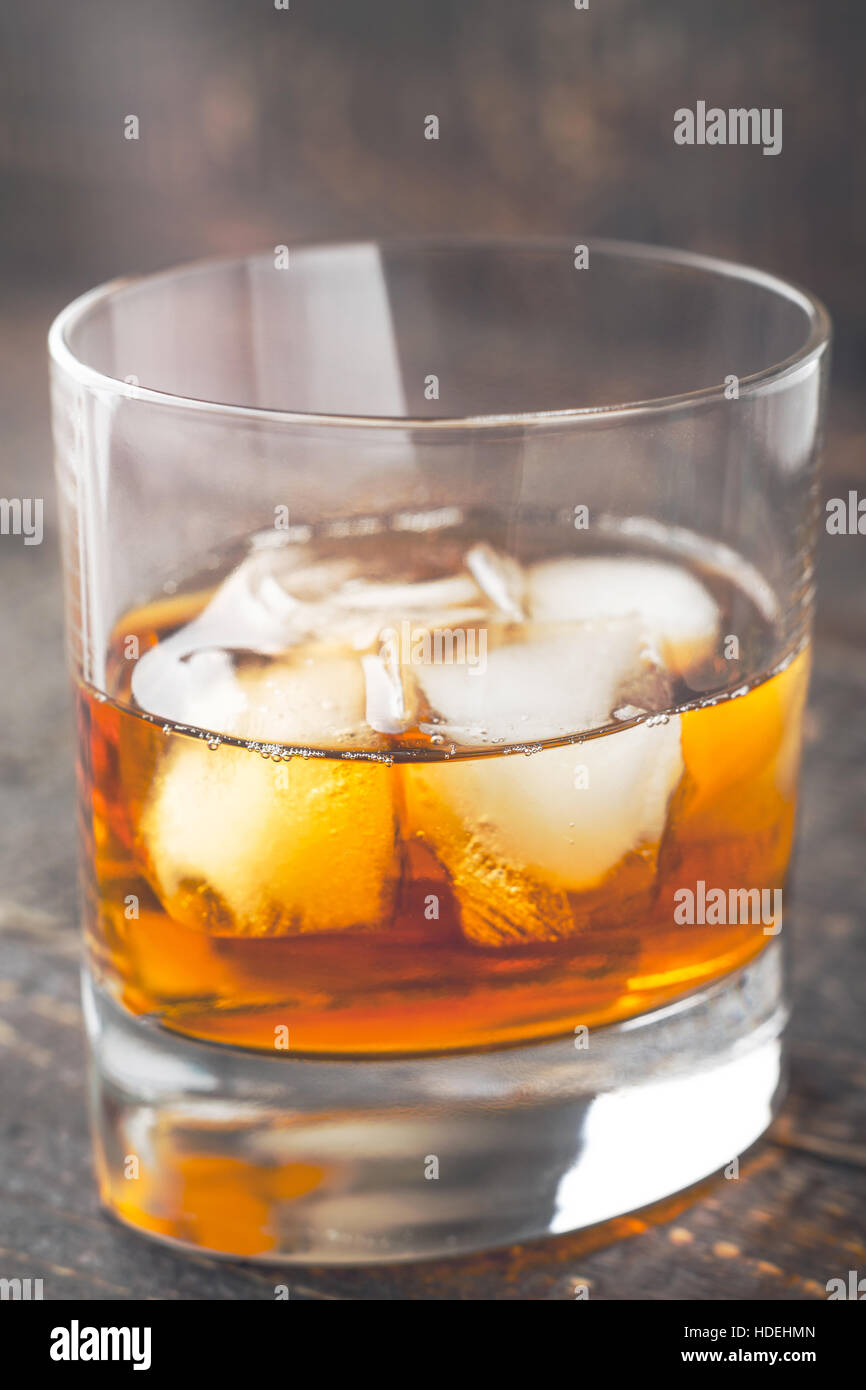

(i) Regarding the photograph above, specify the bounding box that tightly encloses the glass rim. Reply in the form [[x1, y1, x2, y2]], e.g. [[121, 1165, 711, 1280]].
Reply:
[[48, 235, 831, 432]]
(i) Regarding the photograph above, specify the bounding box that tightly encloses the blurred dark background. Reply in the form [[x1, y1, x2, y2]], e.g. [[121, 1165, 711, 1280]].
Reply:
[[2, 0, 864, 546], [1, 0, 864, 365], [0, 0, 864, 1300]]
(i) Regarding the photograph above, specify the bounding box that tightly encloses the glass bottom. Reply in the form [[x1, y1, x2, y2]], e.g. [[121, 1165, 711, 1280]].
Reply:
[[84, 941, 786, 1265]]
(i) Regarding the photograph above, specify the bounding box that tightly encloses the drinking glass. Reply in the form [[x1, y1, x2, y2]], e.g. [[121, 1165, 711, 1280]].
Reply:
[[49, 239, 830, 1263]]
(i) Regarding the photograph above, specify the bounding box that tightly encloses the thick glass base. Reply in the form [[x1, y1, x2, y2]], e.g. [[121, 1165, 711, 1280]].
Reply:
[[84, 942, 786, 1265]]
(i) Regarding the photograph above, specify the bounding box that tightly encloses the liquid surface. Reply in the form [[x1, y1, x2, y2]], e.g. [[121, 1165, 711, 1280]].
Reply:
[[78, 513, 808, 1054]]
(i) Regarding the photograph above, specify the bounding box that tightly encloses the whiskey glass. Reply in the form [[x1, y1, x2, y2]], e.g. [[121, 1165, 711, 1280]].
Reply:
[[49, 239, 829, 1262]]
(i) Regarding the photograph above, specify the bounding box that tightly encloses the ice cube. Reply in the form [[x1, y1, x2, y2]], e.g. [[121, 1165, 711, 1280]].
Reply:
[[132, 647, 250, 736], [260, 555, 361, 607], [141, 741, 399, 936], [235, 652, 374, 747], [334, 572, 481, 612], [417, 619, 650, 745], [130, 559, 297, 726], [260, 556, 495, 662], [434, 836, 654, 948], [129, 545, 349, 726], [140, 660, 399, 937], [465, 543, 525, 621], [440, 836, 577, 946], [134, 543, 521, 742], [135, 626, 377, 748], [404, 716, 683, 910], [528, 555, 720, 672], [361, 649, 419, 735]]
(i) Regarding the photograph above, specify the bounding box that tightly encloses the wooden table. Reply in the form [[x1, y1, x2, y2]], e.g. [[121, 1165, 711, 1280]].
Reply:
[[0, 291, 863, 1299]]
